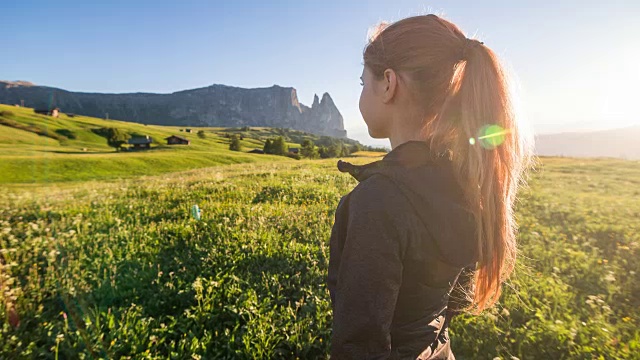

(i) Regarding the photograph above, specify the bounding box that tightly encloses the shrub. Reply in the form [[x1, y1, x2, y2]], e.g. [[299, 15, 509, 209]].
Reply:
[[0, 110, 15, 118], [55, 129, 77, 139], [229, 135, 242, 151]]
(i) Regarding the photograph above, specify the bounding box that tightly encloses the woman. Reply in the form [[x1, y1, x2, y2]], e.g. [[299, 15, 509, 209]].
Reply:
[[327, 14, 531, 359]]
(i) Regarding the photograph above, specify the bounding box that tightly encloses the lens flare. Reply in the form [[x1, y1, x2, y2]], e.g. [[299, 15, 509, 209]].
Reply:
[[478, 125, 509, 149], [469, 137, 476, 145]]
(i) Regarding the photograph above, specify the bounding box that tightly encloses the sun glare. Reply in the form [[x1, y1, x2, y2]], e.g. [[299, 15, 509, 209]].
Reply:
[[599, 53, 640, 129]]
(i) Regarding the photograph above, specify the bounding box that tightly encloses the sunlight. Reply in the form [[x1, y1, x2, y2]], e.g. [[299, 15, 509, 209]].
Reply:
[[599, 51, 640, 128]]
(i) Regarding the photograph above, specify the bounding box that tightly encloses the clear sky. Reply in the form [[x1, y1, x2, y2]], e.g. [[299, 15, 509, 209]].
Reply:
[[2, 0, 639, 147]]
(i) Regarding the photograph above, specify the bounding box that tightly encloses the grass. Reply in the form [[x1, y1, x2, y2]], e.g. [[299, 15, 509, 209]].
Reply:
[[1, 156, 639, 359], [0, 104, 377, 184]]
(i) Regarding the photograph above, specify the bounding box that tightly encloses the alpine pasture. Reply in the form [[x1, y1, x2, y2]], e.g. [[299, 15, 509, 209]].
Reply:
[[1, 104, 639, 359]]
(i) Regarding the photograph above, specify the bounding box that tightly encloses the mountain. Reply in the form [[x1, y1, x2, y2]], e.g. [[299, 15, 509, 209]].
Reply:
[[535, 126, 640, 159], [0, 81, 347, 138]]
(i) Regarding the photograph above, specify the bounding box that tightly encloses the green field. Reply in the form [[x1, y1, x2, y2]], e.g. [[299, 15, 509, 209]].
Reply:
[[1, 104, 639, 359], [1, 155, 639, 359], [0, 104, 343, 184]]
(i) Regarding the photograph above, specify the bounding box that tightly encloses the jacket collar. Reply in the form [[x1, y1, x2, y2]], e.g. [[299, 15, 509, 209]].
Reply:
[[337, 141, 445, 181]]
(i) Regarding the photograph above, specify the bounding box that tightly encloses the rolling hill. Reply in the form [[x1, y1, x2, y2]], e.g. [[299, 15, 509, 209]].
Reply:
[[0, 104, 372, 184]]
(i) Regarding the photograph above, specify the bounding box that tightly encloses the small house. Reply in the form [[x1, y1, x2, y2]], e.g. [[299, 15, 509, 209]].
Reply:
[[34, 107, 60, 117], [128, 135, 153, 149], [165, 135, 190, 145], [185, 128, 192, 133], [288, 147, 300, 155], [248, 149, 264, 154]]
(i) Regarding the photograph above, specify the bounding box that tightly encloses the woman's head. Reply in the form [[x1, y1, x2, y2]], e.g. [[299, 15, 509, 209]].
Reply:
[[361, 14, 532, 312]]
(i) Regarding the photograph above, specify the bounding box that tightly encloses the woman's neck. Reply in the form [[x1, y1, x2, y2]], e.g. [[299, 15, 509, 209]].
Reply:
[[388, 121, 426, 150]]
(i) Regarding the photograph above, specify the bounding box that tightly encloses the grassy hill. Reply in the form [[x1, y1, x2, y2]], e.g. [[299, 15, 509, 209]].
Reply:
[[0, 156, 639, 358], [0, 104, 375, 184]]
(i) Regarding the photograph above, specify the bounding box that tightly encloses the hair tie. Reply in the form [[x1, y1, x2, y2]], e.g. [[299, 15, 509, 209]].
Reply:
[[461, 38, 484, 61]]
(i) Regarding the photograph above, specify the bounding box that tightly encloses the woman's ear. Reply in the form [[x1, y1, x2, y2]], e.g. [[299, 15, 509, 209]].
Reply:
[[382, 68, 398, 103]]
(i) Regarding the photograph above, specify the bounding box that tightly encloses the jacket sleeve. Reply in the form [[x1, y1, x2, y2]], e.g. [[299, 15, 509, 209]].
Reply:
[[330, 175, 407, 359]]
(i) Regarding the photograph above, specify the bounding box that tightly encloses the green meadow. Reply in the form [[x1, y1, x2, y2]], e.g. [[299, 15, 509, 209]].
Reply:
[[0, 104, 309, 184], [1, 104, 639, 359]]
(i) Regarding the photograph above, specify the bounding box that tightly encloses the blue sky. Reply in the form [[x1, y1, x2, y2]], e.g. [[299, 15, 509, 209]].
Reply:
[[2, 0, 639, 146]]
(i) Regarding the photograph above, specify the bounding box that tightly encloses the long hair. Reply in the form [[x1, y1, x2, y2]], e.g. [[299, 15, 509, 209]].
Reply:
[[363, 14, 532, 312]]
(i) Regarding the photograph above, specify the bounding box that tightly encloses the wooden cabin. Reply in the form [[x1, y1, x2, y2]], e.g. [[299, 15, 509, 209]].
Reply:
[[165, 135, 190, 145], [128, 135, 153, 149]]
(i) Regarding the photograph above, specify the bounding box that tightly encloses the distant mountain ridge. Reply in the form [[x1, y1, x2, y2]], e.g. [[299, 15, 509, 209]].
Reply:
[[535, 126, 640, 159], [0, 81, 347, 138]]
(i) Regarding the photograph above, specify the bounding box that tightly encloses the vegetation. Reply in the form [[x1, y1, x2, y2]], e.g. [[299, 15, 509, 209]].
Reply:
[[229, 134, 242, 151], [92, 127, 131, 151], [300, 139, 319, 159], [0, 113, 69, 142], [197, 130, 206, 139], [0, 104, 382, 184], [263, 137, 287, 156], [0, 157, 638, 359]]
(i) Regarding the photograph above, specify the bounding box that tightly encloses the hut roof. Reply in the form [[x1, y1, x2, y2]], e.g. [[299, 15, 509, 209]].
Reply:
[[128, 136, 153, 144], [165, 135, 189, 141]]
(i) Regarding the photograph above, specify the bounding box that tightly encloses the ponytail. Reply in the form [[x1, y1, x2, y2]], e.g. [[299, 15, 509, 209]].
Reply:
[[364, 14, 532, 312], [446, 38, 530, 312]]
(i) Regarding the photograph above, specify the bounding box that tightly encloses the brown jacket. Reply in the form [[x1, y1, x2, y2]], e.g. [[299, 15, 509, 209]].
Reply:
[[327, 141, 478, 359]]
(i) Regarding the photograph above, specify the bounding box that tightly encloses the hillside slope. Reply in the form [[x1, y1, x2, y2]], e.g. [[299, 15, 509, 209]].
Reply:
[[0, 104, 377, 184], [0, 104, 290, 184]]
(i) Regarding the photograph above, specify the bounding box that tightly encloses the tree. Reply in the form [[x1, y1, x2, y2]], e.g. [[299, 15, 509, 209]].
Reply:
[[327, 142, 341, 158], [272, 136, 287, 155], [197, 130, 206, 139], [318, 146, 330, 159], [341, 143, 352, 157], [263, 139, 273, 154], [300, 139, 319, 159], [103, 127, 129, 152], [229, 134, 242, 151]]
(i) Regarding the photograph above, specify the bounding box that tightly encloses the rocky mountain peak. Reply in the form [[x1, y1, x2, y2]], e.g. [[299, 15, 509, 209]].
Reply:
[[0, 82, 348, 138]]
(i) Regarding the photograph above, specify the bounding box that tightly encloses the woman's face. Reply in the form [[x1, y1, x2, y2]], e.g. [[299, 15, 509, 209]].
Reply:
[[359, 66, 389, 138]]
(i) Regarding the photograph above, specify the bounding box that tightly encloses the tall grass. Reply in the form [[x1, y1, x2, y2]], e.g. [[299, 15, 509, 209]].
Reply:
[[1, 157, 639, 359]]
